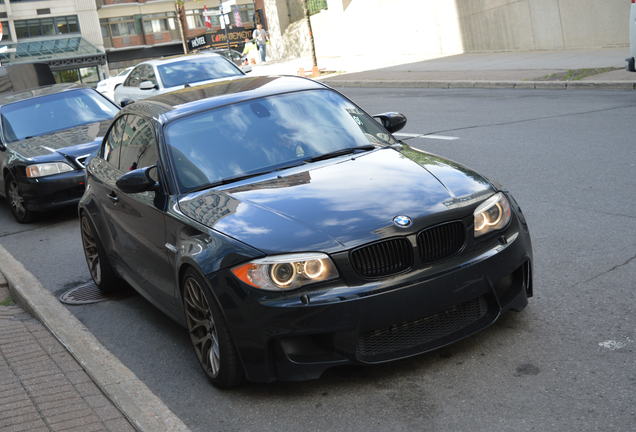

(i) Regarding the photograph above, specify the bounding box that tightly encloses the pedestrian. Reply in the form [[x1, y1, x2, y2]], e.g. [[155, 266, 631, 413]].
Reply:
[[252, 24, 269, 63], [241, 37, 257, 65]]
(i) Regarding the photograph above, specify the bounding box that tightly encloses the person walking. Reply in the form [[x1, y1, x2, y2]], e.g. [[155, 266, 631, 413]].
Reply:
[[241, 38, 258, 65], [252, 24, 269, 63]]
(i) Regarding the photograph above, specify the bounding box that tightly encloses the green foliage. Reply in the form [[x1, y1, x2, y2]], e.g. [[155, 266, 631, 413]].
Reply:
[[307, 0, 328, 16], [0, 296, 14, 306], [533, 67, 622, 81]]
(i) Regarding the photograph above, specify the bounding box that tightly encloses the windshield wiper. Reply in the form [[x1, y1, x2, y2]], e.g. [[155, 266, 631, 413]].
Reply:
[[190, 161, 308, 192], [303, 145, 375, 163]]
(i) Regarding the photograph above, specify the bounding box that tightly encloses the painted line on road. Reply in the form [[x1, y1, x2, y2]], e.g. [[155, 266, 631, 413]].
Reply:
[[394, 132, 459, 141]]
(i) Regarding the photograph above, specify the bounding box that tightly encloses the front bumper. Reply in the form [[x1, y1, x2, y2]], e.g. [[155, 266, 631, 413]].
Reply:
[[212, 211, 533, 383], [19, 170, 86, 212]]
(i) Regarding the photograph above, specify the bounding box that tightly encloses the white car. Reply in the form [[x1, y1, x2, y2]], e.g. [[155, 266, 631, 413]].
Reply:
[[95, 67, 133, 101], [113, 54, 245, 106]]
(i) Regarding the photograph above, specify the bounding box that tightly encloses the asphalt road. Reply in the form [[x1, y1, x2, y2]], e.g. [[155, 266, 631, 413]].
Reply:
[[1, 88, 635, 432]]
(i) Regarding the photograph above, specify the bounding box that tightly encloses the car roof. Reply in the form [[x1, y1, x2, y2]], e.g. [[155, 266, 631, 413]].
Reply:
[[121, 75, 327, 123], [0, 83, 86, 106], [141, 53, 224, 67]]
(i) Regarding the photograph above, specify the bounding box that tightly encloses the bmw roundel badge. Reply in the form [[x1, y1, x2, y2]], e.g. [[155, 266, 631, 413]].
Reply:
[[393, 215, 412, 228]]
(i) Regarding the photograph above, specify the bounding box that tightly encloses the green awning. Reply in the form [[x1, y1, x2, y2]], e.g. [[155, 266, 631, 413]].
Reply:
[[0, 36, 106, 69]]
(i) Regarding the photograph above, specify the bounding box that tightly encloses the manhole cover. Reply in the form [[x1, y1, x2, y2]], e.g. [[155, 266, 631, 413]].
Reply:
[[59, 282, 109, 305]]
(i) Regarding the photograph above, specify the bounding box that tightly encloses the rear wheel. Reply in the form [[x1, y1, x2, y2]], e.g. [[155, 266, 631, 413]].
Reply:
[[182, 268, 243, 388], [5, 176, 34, 223], [80, 214, 119, 292]]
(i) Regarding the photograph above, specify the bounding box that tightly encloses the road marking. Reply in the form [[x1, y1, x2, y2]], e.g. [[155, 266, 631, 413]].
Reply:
[[598, 338, 632, 351], [394, 132, 459, 141]]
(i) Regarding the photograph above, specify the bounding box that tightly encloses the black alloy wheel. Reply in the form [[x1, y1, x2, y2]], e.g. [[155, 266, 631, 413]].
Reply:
[[182, 269, 242, 387], [5, 176, 33, 223], [80, 214, 118, 292]]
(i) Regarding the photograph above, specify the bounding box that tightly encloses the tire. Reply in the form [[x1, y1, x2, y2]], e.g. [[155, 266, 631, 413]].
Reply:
[[79, 213, 120, 293], [5, 174, 34, 223], [627, 57, 636, 72], [182, 268, 243, 388]]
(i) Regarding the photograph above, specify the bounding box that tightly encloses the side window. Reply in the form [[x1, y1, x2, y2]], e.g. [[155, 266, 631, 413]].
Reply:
[[124, 66, 143, 87], [103, 115, 127, 168], [140, 65, 158, 86], [119, 115, 158, 172]]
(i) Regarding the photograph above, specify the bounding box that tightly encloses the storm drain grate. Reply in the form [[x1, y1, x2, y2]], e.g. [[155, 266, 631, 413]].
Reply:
[[59, 281, 109, 305]]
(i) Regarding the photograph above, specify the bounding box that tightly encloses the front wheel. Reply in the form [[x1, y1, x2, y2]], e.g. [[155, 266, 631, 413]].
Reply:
[[182, 268, 243, 388], [80, 214, 119, 292], [5, 176, 34, 223]]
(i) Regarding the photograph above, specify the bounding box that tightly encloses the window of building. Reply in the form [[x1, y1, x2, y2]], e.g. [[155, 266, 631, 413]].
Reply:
[[52, 66, 100, 85], [15, 16, 80, 39], [186, 9, 219, 29], [1, 21, 12, 42], [236, 4, 255, 26], [142, 12, 176, 34], [102, 17, 139, 37]]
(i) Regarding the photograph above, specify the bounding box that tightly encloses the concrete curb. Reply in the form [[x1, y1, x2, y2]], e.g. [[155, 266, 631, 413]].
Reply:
[[321, 79, 636, 90], [0, 244, 191, 432]]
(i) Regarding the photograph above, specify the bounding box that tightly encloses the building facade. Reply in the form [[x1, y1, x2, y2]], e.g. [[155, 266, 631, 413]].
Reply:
[[0, 0, 106, 84], [98, 0, 263, 73]]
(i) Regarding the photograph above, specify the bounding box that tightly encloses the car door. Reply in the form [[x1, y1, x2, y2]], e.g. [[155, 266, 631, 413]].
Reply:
[[87, 114, 128, 261], [108, 114, 175, 308], [115, 65, 144, 104]]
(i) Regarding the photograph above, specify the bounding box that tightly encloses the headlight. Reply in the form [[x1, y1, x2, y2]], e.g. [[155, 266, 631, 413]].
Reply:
[[473, 192, 511, 237], [231, 253, 339, 291], [25, 162, 74, 178]]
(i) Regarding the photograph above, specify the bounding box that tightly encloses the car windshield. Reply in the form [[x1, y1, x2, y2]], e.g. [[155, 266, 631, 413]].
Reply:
[[118, 68, 133, 76], [165, 89, 396, 192], [157, 56, 242, 88], [0, 89, 118, 143]]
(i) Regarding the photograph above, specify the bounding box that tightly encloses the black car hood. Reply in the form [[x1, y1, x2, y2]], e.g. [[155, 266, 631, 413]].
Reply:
[[7, 120, 111, 161], [178, 147, 495, 254]]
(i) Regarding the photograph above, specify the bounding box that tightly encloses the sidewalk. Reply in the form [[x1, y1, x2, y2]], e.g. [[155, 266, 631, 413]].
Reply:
[[0, 273, 134, 432], [250, 48, 636, 89]]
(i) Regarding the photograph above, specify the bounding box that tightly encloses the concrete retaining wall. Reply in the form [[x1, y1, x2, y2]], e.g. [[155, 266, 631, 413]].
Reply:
[[457, 0, 629, 51], [264, 0, 629, 62]]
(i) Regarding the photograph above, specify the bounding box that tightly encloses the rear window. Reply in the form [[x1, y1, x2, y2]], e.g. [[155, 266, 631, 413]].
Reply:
[[157, 56, 243, 88]]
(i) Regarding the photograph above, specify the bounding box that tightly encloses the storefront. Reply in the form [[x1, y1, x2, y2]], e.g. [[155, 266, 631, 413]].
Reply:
[[0, 35, 107, 85]]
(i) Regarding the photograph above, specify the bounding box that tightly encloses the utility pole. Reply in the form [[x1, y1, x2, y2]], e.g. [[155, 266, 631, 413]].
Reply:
[[219, 0, 232, 50], [175, 1, 188, 54], [302, 0, 319, 77]]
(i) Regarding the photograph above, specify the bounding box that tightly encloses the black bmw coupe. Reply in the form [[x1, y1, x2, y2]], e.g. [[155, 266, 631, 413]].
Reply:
[[80, 76, 533, 387], [0, 84, 119, 222]]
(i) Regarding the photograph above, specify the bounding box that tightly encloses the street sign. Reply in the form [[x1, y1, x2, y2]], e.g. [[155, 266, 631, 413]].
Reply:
[[221, 0, 236, 14], [202, 11, 220, 17]]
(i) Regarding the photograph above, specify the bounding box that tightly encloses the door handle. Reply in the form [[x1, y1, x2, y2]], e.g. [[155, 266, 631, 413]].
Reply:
[[107, 192, 119, 203]]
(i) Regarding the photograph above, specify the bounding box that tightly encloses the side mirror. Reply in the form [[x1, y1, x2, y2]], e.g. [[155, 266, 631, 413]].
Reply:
[[241, 64, 253, 74], [139, 81, 158, 91], [373, 112, 407, 134], [120, 98, 134, 108], [116, 166, 158, 194]]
